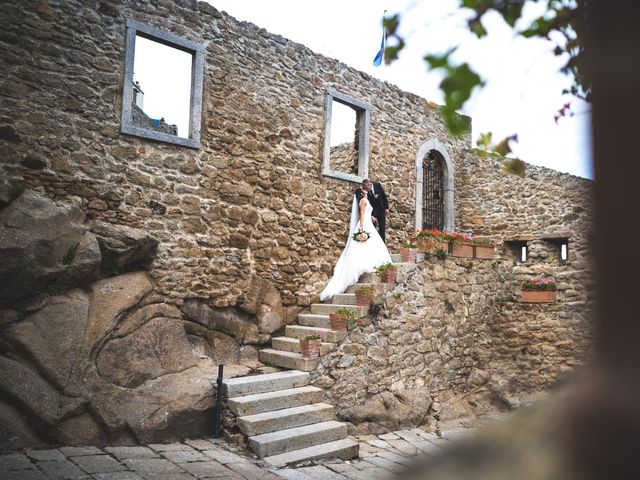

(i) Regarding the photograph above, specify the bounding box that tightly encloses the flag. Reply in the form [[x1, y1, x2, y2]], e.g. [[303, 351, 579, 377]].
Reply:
[[373, 11, 386, 67]]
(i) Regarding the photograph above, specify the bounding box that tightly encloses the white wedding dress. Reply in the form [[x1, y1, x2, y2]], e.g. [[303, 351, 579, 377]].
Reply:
[[320, 195, 392, 301]]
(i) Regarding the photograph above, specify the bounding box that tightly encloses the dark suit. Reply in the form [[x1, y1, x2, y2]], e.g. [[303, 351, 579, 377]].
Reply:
[[368, 181, 389, 242]]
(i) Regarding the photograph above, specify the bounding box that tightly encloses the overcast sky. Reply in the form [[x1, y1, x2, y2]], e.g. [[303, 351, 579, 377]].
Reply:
[[205, 0, 593, 179]]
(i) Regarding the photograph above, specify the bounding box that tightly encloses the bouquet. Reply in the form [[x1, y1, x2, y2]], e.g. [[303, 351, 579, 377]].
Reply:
[[353, 230, 370, 242]]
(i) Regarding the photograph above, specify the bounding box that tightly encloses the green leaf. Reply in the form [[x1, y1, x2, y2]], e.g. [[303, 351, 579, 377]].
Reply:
[[468, 17, 487, 38]]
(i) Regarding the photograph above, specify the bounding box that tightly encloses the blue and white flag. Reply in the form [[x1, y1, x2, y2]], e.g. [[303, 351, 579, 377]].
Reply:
[[373, 11, 386, 67]]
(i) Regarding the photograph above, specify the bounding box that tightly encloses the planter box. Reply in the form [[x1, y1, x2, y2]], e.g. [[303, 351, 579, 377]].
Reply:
[[416, 237, 448, 254], [379, 269, 397, 284], [521, 290, 557, 303], [474, 245, 495, 259], [329, 313, 348, 331], [451, 242, 473, 258], [399, 247, 418, 263], [300, 339, 321, 358]]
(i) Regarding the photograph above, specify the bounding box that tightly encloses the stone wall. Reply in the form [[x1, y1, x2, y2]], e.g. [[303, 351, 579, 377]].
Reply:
[[314, 253, 594, 434], [0, 0, 471, 313], [0, 0, 595, 446]]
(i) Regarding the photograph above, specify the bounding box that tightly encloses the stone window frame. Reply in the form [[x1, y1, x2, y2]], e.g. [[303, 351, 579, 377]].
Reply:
[[120, 19, 205, 149], [414, 139, 455, 232], [505, 240, 529, 263], [544, 236, 570, 262], [322, 89, 371, 183]]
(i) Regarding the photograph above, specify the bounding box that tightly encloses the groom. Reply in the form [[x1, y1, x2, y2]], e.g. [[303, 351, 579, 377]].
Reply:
[[362, 178, 389, 243]]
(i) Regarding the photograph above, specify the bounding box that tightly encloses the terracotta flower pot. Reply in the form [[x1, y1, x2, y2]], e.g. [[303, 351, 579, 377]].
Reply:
[[380, 269, 397, 284], [474, 245, 495, 259], [399, 247, 418, 263], [300, 338, 321, 358], [521, 290, 557, 303], [416, 237, 448, 254], [451, 242, 473, 258], [329, 313, 348, 331], [355, 290, 375, 307]]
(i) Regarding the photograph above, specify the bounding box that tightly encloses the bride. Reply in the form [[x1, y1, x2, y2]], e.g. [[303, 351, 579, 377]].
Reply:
[[320, 184, 392, 301]]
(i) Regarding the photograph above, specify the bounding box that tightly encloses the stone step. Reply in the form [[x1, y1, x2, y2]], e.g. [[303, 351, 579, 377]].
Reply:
[[359, 272, 379, 283], [271, 336, 336, 355], [391, 253, 425, 263], [263, 438, 360, 467], [237, 403, 335, 436], [345, 283, 394, 294], [226, 385, 323, 417], [285, 325, 347, 343], [259, 348, 320, 372], [222, 370, 309, 398], [331, 293, 357, 305], [248, 420, 347, 458], [297, 313, 331, 329], [310, 303, 367, 317]]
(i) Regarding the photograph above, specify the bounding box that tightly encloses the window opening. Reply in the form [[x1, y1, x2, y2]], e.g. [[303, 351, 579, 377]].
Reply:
[[120, 19, 205, 148]]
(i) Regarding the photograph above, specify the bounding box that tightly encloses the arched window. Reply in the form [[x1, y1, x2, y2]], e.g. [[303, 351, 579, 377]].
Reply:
[[422, 150, 445, 230], [415, 139, 455, 231]]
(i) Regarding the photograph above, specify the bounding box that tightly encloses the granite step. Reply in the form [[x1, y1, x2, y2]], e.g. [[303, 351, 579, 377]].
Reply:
[[248, 420, 347, 458], [345, 283, 394, 294], [226, 385, 323, 416], [222, 370, 309, 398], [271, 336, 336, 355], [310, 303, 367, 317], [330, 293, 357, 305], [263, 438, 360, 467], [258, 348, 320, 372], [237, 403, 335, 436], [284, 325, 347, 343], [297, 313, 331, 329]]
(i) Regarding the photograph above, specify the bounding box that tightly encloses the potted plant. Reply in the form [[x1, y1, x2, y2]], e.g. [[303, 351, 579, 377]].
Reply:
[[521, 276, 557, 303], [414, 229, 449, 254], [374, 262, 398, 284], [473, 238, 496, 259], [449, 232, 474, 258], [399, 241, 418, 263], [299, 333, 323, 358], [354, 284, 376, 307], [329, 307, 358, 331]]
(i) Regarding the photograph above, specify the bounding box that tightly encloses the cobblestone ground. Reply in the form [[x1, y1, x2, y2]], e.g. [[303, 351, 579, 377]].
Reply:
[[1, 416, 506, 480]]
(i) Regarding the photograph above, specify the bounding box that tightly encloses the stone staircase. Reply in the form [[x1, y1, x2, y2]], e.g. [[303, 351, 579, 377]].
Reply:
[[258, 270, 397, 372], [223, 255, 409, 466], [222, 370, 359, 466]]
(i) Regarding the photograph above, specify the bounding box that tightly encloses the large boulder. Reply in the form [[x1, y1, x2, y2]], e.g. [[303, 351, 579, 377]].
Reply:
[[182, 299, 259, 344], [238, 276, 298, 334], [0, 191, 101, 307], [0, 270, 262, 448], [339, 387, 433, 434], [3, 290, 90, 392], [90, 220, 159, 273], [0, 357, 85, 426], [96, 317, 198, 388]]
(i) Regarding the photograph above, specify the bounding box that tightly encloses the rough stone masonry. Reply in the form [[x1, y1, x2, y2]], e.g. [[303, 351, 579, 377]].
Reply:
[[0, 0, 594, 448]]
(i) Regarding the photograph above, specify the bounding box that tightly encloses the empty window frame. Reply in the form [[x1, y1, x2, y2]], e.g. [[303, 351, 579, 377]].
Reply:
[[120, 19, 205, 148], [322, 89, 370, 182], [506, 240, 528, 263], [560, 240, 569, 261]]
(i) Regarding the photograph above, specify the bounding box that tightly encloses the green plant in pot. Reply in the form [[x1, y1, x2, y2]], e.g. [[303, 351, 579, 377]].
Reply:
[[329, 307, 358, 331], [354, 284, 376, 307], [399, 241, 418, 263], [374, 262, 398, 284]]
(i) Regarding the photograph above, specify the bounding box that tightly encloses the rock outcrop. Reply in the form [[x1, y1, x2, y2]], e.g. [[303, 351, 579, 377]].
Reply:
[[0, 191, 101, 308]]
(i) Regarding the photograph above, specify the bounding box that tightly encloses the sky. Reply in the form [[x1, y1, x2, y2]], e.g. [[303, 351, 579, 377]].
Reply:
[[205, 0, 593, 179], [133, 36, 192, 138]]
